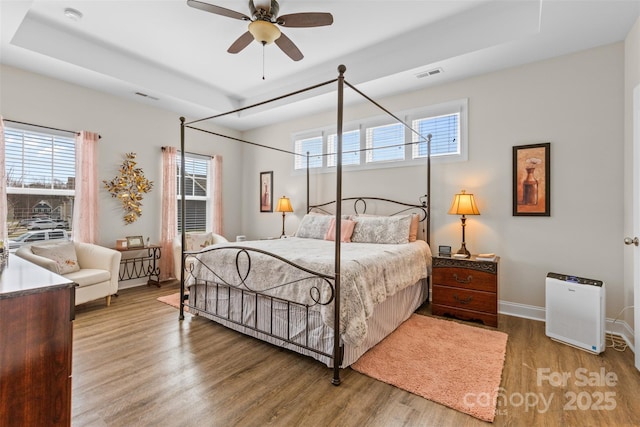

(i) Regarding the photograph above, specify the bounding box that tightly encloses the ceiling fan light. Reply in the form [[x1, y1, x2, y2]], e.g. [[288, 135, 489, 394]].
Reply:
[[248, 20, 281, 44]]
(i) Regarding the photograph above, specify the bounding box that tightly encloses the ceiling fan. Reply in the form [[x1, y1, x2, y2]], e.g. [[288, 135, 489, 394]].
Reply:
[[187, 0, 334, 61]]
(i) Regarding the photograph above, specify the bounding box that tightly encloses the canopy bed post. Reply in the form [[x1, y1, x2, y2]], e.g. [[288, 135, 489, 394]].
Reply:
[[179, 116, 187, 320], [332, 64, 346, 386], [306, 151, 310, 213], [427, 134, 431, 246]]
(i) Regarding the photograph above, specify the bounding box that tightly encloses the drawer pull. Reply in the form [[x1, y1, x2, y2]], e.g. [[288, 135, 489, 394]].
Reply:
[[452, 273, 473, 284], [453, 294, 473, 305]]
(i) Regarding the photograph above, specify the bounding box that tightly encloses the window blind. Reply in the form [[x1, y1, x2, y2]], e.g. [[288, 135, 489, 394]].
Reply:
[[294, 136, 323, 169], [327, 130, 360, 167], [365, 123, 405, 163], [412, 113, 460, 158], [176, 152, 209, 233], [4, 127, 75, 190]]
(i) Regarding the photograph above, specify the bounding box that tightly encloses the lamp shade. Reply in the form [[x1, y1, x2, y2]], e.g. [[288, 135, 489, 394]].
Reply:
[[275, 196, 293, 213], [448, 190, 480, 216], [248, 20, 281, 45]]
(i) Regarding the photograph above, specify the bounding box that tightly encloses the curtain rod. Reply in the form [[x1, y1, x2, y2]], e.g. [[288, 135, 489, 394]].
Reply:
[[4, 119, 101, 139], [162, 146, 213, 159]]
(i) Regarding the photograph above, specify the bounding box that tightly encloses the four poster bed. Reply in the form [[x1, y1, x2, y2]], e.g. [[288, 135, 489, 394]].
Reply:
[[178, 65, 433, 385]]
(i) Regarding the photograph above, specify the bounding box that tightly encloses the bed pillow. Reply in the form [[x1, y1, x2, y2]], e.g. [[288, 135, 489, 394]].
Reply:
[[351, 214, 412, 244], [324, 218, 356, 242], [185, 232, 214, 251], [295, 214, 333, 239], [31, 241, 80, 274], [409, 213, 419, 242]]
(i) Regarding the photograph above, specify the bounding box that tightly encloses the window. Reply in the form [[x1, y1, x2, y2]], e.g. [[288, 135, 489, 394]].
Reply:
[[294, 136, 323, 170], [366, 123, 405, 163], [412, 113, 460, 158], [292, 99, 467, 172], [4, 126, 75, 238], [327, 129, 360, 167], [176, 152, 210, 233]]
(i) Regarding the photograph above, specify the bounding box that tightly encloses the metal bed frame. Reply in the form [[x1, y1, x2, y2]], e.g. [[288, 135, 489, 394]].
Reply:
[[178, 65, 432, 385]]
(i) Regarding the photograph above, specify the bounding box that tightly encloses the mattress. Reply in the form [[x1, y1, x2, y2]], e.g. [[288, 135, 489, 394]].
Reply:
[[186, 237, 432, 347]]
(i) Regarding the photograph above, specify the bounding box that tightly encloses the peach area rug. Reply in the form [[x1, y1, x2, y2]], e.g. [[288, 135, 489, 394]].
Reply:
[[157, 292, 188, 312], [351, 314, 508, 422]]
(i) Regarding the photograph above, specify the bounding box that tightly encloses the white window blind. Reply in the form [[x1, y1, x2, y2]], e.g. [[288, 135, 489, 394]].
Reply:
[[294, 136, 323, 170], [327, 130, 360, 167], [4, 127, 76, 236], [412, 113, 460, 158], [176, 152, 209, 233], [365, 123, 405, 163], [292, 99, 467, 172], [5, 127, 75, 190]]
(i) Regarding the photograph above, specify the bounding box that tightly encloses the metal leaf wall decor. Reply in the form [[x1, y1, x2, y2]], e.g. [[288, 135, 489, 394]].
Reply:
[[103, 152, 154, 224]]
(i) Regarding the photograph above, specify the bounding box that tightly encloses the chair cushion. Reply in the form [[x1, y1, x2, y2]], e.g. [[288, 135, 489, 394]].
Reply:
[[64, 268, 111, 288], [31, 241, 80, 274]]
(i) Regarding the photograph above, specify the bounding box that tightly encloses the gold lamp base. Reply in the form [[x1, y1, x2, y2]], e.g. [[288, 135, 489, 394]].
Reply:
[[455, 243, 470, 257]]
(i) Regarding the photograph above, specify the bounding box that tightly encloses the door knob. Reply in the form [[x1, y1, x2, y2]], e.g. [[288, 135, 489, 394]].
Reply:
[[624, 237, 639, 246]]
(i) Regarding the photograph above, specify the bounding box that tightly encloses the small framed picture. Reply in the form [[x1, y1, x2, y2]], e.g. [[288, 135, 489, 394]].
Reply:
[[438, 245, 451, 257], [513, 143, 551, 216], [260, 171, 273, 213], [126, 235, 144, 249]]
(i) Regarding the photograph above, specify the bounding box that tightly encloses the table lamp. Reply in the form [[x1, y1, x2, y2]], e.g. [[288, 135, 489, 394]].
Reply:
[[275, 196, 293, 237], [448, 190, 480, 256]]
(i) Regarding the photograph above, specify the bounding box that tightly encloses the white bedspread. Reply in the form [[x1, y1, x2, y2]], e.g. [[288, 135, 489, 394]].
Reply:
[[187, 237, 431, 346]]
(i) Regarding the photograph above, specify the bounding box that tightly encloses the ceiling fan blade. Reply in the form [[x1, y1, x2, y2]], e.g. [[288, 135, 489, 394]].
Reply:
[[187, 0, 251, 21], [276, 12, 333, 28], [228, 31, 254, 54], [275, 32, 303, 61]]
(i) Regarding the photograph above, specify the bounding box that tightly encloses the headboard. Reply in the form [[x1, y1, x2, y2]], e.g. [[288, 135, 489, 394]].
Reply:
[[308, 196, 430, 243]]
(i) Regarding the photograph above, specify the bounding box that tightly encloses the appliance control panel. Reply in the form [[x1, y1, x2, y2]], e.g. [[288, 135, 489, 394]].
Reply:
[[547, 272, 603, 287]]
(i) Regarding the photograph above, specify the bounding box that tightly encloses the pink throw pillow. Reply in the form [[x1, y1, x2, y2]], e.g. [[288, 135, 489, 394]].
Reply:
[[409, 214, 419, 242], [324, 218, 356, 243]]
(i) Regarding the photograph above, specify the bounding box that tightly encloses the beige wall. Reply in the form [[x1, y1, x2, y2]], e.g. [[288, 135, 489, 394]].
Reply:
[[242, 43, 626, 320], [0, 64, 245, 249]]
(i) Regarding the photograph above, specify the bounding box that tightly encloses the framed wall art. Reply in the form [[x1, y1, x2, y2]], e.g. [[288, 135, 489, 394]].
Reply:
[[126, 235, 145, 249], [260, 171, 273, 212], [513, 143, 550, 216]]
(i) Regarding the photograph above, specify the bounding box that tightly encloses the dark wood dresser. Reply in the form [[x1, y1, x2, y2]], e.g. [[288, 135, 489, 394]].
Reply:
[[431, 255, 499, 327], [0, 256, 76, 426]]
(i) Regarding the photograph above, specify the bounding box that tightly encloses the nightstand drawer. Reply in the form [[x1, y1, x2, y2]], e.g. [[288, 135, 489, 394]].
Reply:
[[432, 284, 497, 312], [432, 267, 497, 293], [431, 304, 498, 328]]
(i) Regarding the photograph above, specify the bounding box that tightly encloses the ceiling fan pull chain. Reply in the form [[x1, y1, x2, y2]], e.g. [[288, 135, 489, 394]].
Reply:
[[262, 42, 266, 80]]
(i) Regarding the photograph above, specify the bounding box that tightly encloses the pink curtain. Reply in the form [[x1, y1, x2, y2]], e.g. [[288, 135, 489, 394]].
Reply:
[[73, 131, 99, 244], [210, 155, 223, 235], [160, 146, 177, 280], [0, 117, 7, 248]]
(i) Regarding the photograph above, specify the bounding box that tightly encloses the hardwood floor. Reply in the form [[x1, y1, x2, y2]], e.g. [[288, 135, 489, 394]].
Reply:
[[72, 282, 640, 426]]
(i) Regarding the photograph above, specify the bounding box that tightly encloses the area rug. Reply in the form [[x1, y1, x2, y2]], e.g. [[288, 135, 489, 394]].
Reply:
[[157, 292, 188, 312], [351, 314, 508, 422]]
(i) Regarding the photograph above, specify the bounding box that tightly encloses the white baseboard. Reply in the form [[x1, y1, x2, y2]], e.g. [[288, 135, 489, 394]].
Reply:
[[117, 278, 148, 290], [498, 300, 635, 353]]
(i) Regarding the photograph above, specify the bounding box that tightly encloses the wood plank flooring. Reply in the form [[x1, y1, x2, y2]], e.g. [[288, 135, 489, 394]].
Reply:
[[72, 282, 640, 426]]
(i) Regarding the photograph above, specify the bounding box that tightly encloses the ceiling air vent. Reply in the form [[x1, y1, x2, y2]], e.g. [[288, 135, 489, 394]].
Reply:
[[134, 92, 159, 101], [415, 68, 443, 79]]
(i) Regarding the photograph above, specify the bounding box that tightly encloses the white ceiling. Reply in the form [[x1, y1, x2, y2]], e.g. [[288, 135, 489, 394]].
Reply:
[[1, 0, 639, 131]]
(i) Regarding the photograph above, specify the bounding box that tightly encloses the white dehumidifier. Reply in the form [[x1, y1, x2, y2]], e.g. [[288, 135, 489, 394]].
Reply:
[[545, 272, 605, 354]]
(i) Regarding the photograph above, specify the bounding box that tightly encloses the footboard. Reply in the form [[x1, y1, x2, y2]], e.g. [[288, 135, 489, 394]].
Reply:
[[180, 245, 342, 379]]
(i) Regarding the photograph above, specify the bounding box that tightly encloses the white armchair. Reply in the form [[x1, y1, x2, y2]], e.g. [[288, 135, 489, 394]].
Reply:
[[172, 232, 228, 280], [16, 241, 121, 306]]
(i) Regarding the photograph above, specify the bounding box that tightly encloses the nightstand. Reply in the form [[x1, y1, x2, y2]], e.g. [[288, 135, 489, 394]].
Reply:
[[431, 255, 499, 327]]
